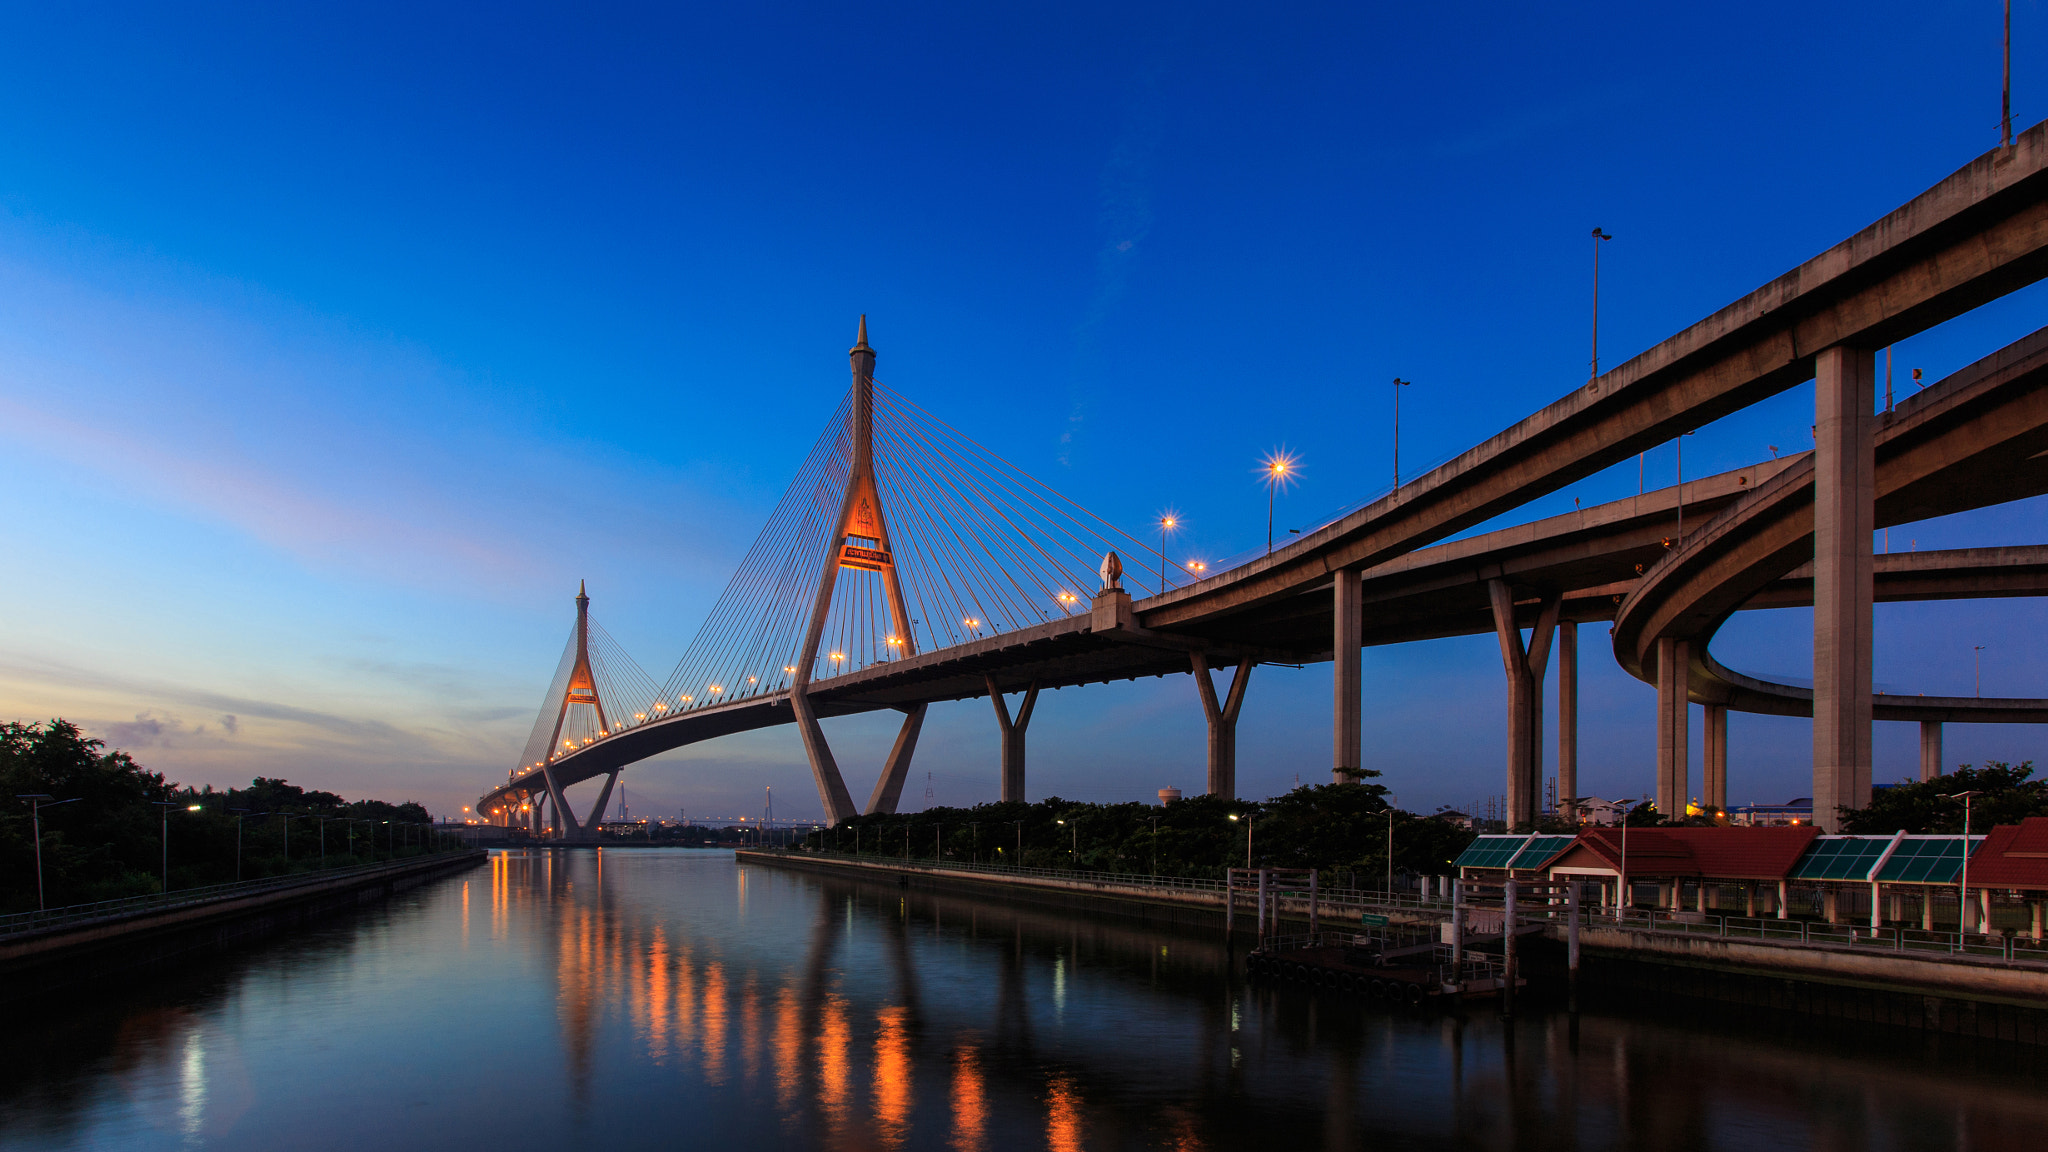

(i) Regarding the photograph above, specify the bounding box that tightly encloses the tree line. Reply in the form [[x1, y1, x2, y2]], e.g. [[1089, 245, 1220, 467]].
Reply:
[[802, 774, 1477, 886], [2, 719, 449, 913]]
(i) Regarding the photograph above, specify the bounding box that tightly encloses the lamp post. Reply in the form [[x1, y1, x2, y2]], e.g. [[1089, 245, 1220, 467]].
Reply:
[[1947, 790, 1984, 933], [151, 801, 204, 894], [1056, 818, 1076, 864], [1385, 809, 1396, 899], [1975, 645, 1986, 697], [230, 809, 253, 880], [1392, 378, 1412, 489], [17, 794, 80, 911], [1229, 812, 1253, 869], [1158, 513, 1179, 590], [969, 822, 980, 865], [1589, 228, 1613, 380], [1149, 815, 1160, 877], [1261, 451, 1296, 556]]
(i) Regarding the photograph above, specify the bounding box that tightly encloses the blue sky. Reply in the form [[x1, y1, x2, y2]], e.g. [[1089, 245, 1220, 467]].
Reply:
[[2, 2, 2045, 822]]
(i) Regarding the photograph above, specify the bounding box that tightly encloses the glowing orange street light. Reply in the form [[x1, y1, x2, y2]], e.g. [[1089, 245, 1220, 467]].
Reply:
[[1259, 448, 1300, 556], [1157, 511, 1181, 589], [1187, 559, 1207, 574]]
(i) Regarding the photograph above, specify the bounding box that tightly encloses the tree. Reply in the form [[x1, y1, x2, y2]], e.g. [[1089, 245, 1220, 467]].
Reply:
[[1839, 762, 2047, 833], [0, 719, 172, 908]]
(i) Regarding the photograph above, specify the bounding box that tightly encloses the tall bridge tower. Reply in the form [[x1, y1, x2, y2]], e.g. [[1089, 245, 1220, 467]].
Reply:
[[791, 318, 928, 825]]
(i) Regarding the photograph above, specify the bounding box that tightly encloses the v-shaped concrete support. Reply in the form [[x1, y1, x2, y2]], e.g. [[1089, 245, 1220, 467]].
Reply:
[[988, 675, 1040, 803], [1488, 579, 1561, 829], [1192, 653, 1252, 798]]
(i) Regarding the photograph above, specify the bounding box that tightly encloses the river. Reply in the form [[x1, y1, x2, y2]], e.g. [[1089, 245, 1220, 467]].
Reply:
[[1, 848, 2043, 1150]]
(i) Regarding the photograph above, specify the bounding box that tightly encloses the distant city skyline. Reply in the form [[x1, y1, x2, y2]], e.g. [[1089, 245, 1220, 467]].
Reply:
[[2, 3, 2045, 821]]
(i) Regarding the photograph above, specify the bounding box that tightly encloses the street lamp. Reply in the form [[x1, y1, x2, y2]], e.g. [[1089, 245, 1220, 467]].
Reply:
[[1157, 512, 1180, 590], [1229, 812, 1253, 870], [150, 801, 203, 894], [1260, 450, 1298, 556], [229, 809, 255, 880], [16, 794, 80, 910], [1386, 808, 1396, 899], [1149, 814, 1160, 876], [1975, 645, 1987, 698], [1946, 790, 1985, 934], [1392, 378, 1412, 489], [1589, 227, 1613, 380], [1055, 818, 1076, 863]]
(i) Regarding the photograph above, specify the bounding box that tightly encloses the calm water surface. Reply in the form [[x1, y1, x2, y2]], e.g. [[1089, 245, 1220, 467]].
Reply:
[[3, 848, 2045, 1150]]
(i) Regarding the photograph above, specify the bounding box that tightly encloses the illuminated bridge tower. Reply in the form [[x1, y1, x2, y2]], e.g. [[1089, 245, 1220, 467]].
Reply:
[[535, 581, 623, 840], [791, 318, 928, 825]]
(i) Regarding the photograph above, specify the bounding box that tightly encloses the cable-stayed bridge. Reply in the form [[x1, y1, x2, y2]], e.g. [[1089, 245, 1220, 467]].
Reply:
[[484, 123, 2048, 836]]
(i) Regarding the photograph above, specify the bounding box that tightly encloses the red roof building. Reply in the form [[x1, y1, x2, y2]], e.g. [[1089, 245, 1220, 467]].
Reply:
[[1965, 817, 2048, 893], [1545, 826, 1820, 881]]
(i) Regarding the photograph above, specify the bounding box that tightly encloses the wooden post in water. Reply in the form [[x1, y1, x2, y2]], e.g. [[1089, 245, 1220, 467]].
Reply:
[[1225, 870, 1235, 937], [1567, 879, 1581, 1014], [1502, 878, 1519, 1018], [1450, 878, 1465, 990], [1309, 868, 1319, 935], [1257, 870, 1271, 942]]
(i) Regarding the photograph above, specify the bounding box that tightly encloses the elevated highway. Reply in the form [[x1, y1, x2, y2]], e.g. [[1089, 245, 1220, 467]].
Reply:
[[485, 123, 2048, 834]]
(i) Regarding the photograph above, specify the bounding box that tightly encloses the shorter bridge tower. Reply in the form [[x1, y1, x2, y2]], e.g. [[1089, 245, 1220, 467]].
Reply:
[[533, 582, 624, 840]]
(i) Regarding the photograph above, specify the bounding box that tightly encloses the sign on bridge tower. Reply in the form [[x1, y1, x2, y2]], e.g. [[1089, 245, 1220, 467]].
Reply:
[[791, 318, 929, 825]]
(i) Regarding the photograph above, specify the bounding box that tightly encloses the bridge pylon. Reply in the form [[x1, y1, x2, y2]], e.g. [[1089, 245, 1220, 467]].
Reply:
[[790, 318, 928, 825], [534, 582, 623, 840]]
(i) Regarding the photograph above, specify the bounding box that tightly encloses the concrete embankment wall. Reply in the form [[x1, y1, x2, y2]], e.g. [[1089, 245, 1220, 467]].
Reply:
[[0, 850, 486, 1003], [1558, 923, 2048, 1045]]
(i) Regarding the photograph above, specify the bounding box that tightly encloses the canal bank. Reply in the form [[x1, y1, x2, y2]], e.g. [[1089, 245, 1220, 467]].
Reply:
[[0, 849, 486, 1003], [741, 849, 2048, 1044]]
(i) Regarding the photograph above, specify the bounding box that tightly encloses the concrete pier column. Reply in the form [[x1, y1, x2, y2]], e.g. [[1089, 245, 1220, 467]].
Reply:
[[1702, 705, 1728, 814], [1919, 721, 1945, 781], [1558, 621, 1578, 814], [1813, 344, 1876, 832], [987, 675, 1040, 803], [1654, 637, 1691, 821], [1192, 654, 1253, 798], [1488, 580, 1561, 829], [1332, 568, 1362, 783]]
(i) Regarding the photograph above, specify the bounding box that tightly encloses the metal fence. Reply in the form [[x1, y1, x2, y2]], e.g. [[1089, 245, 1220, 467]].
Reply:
[[0, 848, 471, 938]]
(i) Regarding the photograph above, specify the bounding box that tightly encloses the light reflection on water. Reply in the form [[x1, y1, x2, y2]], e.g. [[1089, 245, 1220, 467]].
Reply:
[[1, 848, 2045, 1150]]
